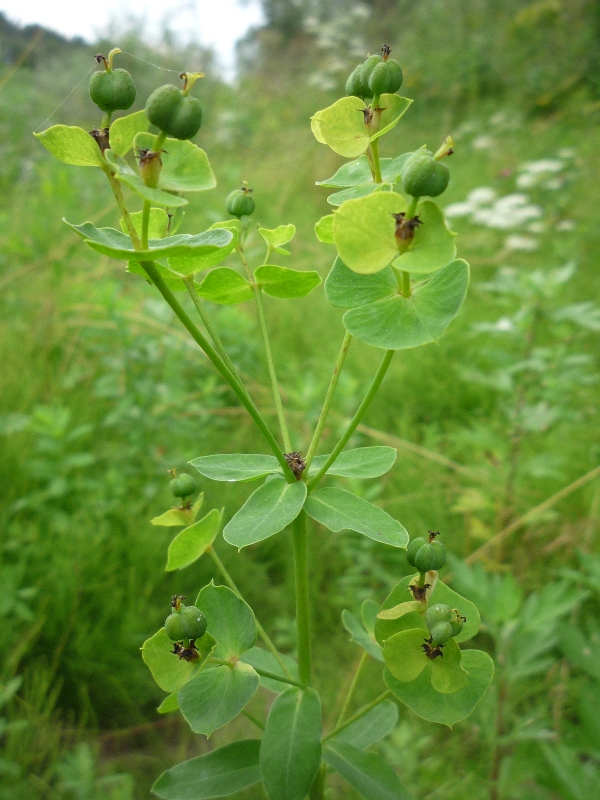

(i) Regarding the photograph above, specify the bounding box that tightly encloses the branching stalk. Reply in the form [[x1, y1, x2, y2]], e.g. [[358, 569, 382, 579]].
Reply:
[[323, 690, 392, 742], [292, 511, 312, 686]]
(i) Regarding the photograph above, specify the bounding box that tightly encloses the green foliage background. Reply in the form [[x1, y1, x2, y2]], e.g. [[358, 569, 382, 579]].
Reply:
[[1, 2, 600, 798]]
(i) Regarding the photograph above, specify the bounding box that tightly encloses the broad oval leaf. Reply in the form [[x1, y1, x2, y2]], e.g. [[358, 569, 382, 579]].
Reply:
[[127, 260, 186, 292], [241, 646, 300, 694], [178, 662, 260, 737], [325, 257, 397, 309], [309, 446, 397, 479], [316, 156, 373, 187], [304, 488, 408, 548], [151, 507, 196, 527], [327, 184, 383, 207], [341, 609, 383, 662], [190, 453, 280, 482], [223, 478, 307, 549], [34, 125, 104, 167], [135, 132, 216, 192], [391, 201, 457, 275], [141, 627, 216, 693], [343, 259, 470, 350], [370, 97, 413, 142], [383, 630, 466, 693], [166, 509, 222, 571], [195, 268, 254, 305], [333, 699, 398, 749], [109, 110, 148, 157], [428, 579, 481, 643], [120, 207, 169, 240], [168, 223, 237, 276], [157, 692, 179, 714], [323, 741, 415, 800], [260, 687, 322, 800], [152, 739, 262, 800], [195, 582, 257, 660], [314, 215, 334, 244], [255, 265, 322, 299], [65, 220, 232, 261], [258, 224, 296, 249], [104, 150, 188, 207], [384, 649, 494, 727], [374, 576, 428, 647]]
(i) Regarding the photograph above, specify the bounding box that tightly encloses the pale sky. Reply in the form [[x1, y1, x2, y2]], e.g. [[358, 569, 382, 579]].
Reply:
[[0, 0, 264, 73]]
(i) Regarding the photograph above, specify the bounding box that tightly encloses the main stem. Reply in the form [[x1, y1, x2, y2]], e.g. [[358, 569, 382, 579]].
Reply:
[[305, 331, 353, 470], [292, 511, 311, 686], [371, 138, 383, 184], [307, 349, 395, 490]]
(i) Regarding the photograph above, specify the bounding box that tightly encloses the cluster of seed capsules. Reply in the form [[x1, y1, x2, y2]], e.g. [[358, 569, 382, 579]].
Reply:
[[165, 596, 207, 662]]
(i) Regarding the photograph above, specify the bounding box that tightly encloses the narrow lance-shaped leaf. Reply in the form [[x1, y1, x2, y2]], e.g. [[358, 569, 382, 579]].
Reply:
[[190, 453, 280, 482], [241, 646, 300, 693], [324, 741, 416, 800], [309, 446, 397, 479], [333, 700, 398, 749], [342, 609, 384, 662]]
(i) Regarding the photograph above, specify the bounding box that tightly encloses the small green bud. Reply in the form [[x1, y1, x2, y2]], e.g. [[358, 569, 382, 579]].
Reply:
[[170, 473, 197, 498], [89, 52, 136, 113], [368, 59, 403, 96], [180, 605, 207, 639], [359, 54, 382, 93], [413, 540, 446, 573], [345, 64, 370, 99], [401, 150, 450, 198], [164, 612, 186, 641], [406, 536, 427, 568], [429, 621, 454, 645], [146, 83, 203, 140], [226, 186, 255, 218], [425, 603, 452, 629]]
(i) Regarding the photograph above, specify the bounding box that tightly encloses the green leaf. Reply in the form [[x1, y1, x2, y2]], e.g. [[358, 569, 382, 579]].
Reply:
[[261, 687, 322, 800], [223, 478, 307, 549], [195, 582, 257, 660], [316, 157, 373, 187], [333, 192, 406, 275], [314, 215, 334, 244], [178, 662, 260, 737], [34, 125, 104, 167], [65, 219, 231, 261], [120, 207, 169, 240], [258, 224, 296, 250], [304, 488, 408, 548], [362, 599, 380, 639], [334, 700, 398, 749], [392, 201, 457, 275], [152, 740, 262, 800], [311, 96, 411, 158], [343, 259, 470, 350], [309, 446, 397, 479], [195, 268, 254, 305], [327, 184, 384, 207], [325, 257, 397, 309], [190, 453, 280, 482], [241, 647, 300, 693], [430, 639, 467, 693], [341, 609, 383, 662], [255, 265, 322, 299], [109, 110, 149, 157], [134, 132, 216, 192], [104, 150, 188, 207], [383, 630, 466, 693], [167, 222, 238, 276], [157, 693, 179, 714], [377, 600, 423, 621], [166, 509, 222, 571], [127, 260, 186, 292], [151, 507, 196, 527], [141, 628, 216, 693], [323, 741, 415, 800], [384, 649, 494, 727]]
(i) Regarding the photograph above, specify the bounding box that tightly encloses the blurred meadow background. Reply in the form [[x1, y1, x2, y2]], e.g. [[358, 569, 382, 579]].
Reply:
[[1, 1, 600, 798]]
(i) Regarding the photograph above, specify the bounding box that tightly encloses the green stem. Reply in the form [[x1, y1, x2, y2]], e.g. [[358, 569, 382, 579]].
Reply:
[[371, 137, 382, 184], [309, 765, 327, 800], [402, 270, 411, 298], [154, 130, 167, 151], [209, 658, 304, 689], [292, 511, 312, 686], [208, 547, 294, 679], [407, 196, 419, 218], [253, 285, 292, 452], [139, 260, 294, 480], [305, 332, 353, 470], [335, 651, 368, 728], [101, 111, 112, 129], [141, 200, 151, 250], [307, 350, 395, 490], [106, 173, 141, 248], [323, 690, 392, 743]]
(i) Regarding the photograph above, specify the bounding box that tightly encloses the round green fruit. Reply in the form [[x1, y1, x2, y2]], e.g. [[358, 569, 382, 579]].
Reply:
[[368, 59, 403, 96], [226, 188, 255, 218], [359, 54, 382, 92], [346, 64, 370, 99], [170, 473, 197, 498], [145, 84, 203, 140], [180, 606, 207, 639], [425, 603, 452, 629], [429, 621, 454, 645], [89, 68, 136, 113], [164, 612, 186, 641], [406, 536, 427, 568], [401, 150, 450, 198], [413, 540, 446, 573]]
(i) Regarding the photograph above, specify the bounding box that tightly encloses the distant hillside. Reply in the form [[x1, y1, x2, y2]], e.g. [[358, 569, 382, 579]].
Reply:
[[0, 12, 86, 67]]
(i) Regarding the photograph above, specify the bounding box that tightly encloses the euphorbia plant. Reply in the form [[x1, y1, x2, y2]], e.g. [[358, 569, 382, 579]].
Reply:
[[36, 44, 493, 800]]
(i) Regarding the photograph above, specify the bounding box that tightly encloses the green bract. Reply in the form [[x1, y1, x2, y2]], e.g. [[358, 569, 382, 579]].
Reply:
[[89, 68, 136, 112], [146, 84, 203, 140]]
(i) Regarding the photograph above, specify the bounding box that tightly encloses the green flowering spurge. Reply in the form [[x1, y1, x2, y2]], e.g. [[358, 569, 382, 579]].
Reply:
[[36, 42, 491, 800]]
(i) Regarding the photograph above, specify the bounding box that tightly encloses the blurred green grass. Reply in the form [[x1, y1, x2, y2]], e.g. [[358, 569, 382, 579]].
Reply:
[[1, 9, 600, 799]]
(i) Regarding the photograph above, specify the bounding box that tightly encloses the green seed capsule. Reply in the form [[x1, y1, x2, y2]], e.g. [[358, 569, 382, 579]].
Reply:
[[401, 150, 450, 198], [180, 606, 207, 639], [345, 64, 370, 99], [170, 473, 197, 498], [145, 84, 203, 140], [359, 54, 382, 92], [429, 621, 454, 645], [449, 609, 465, 637], [413, 540, 446, 573], [425, 603, 452, 630], [226, 188, 255, 218], [89, 68, 136, 113], [406, 536, 427, 568], [164, 612, 186, 641], [368, 59, 403, 96]]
